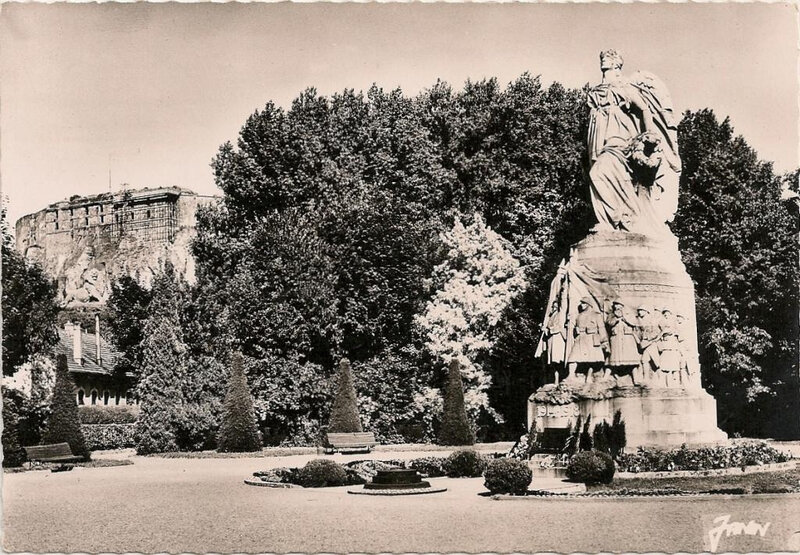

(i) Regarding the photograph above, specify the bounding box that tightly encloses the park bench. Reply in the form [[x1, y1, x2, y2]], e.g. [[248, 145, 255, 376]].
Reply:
[[23, 443, 82, 470], [324, 432, 378, 454]]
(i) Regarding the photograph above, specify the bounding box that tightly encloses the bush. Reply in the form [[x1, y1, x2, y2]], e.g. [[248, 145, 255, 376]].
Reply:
[[407, 456, 449, 478], [484, 458, 533, 495], [78, 405, 140, 425], [445, 449, 487, 477], [217, 352, 262, 452], [81, 424, 136, 450], [174, 404, 220, 452], [41, 355, 90, 461], [297, 459, 349, 487], [438, 359, 475, 446], [328, 358, 363, 433], [566, 450, 615, 485]]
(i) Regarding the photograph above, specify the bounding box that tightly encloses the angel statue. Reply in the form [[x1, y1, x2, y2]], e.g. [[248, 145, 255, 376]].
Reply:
[[587, 49, 682, 235]]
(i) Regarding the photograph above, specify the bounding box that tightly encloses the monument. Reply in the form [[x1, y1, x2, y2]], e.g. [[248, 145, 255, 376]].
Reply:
[[528, 50, 728, 449]]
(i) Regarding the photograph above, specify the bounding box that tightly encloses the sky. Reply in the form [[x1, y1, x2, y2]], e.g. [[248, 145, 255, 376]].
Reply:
[[1, 2, 798, 227]]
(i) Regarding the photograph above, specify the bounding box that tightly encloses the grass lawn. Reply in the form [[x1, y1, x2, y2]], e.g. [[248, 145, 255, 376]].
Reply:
[[587, 467, 800, 494]]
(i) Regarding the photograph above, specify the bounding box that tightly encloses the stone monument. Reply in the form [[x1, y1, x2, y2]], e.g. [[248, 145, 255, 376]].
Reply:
[[528, 50, 728, 449]]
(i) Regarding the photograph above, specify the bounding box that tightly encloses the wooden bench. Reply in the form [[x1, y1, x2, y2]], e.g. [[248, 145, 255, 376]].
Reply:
[[23, 443, 83, 469], [324, 432, 378, 454]]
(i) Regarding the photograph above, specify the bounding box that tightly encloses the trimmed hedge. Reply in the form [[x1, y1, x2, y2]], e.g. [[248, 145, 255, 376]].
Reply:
[[82, 424, 137, 450], [78, 405, 140, 425], [445, 449, 487, 478], [484, 458, 532, 495], [566, 450, 615, 485]]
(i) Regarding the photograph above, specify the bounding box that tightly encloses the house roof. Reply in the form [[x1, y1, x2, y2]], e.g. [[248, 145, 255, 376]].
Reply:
[[57, 327, 121, 376]]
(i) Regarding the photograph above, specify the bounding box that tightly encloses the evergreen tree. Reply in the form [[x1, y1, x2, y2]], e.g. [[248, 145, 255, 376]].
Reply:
[[134, 264, 186, 454], [328, 358, 362, 433], [41, 354, 89, 460], [217, 352, 262, 452], [438, 359, 474, 446]]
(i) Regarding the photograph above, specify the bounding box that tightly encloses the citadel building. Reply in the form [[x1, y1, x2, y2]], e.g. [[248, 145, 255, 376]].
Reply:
[[15, 186, 217, 306]]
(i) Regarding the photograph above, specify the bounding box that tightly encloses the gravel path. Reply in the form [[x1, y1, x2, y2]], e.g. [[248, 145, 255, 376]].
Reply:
[[4, 451, 800, 553]]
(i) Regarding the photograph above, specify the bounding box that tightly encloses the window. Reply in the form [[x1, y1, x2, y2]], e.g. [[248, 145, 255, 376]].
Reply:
[[77, 390, 85, 405], [55, 221, 59, 231], [146, 209, 151, 219]]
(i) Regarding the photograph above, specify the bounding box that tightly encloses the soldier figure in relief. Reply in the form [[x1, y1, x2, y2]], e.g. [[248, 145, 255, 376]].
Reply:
[[606, 300, 640, 385], [541, 300, 567, 383], [635, 305, 661, 382], [567, 297, 608, 383], [658, 308, 682, 387]]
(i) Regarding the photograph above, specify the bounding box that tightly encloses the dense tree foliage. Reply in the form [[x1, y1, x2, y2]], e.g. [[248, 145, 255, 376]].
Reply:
[[1, 207, 59, 376], [107, 275, 153, 379], [673, 110, 799, 438]]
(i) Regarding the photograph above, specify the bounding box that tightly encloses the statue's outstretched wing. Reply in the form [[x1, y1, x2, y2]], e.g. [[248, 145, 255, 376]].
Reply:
[[628, 70, 680, 172], [629, 70, 681, 222]]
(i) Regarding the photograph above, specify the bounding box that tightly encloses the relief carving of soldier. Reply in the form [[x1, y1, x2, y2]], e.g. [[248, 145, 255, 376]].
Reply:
[[657, 307, 682, 387], [542, 300, 567, 365], [605, 300, 640, 384], [566, 297, 608, 382], [635, 305, 661, 380]]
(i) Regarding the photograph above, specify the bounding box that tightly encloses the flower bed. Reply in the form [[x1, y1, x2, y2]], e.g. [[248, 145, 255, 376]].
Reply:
[[615, 442, 790, 473]]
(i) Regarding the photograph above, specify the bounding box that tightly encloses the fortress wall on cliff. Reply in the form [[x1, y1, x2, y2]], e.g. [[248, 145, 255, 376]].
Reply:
[[15, 187, 218, 307]]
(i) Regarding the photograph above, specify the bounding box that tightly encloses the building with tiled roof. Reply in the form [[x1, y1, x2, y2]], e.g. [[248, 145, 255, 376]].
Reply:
[[59, 318, 137, 406]]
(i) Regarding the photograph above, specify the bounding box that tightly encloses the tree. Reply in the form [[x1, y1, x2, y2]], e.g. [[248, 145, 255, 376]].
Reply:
[[438, 358, 474, 446], [217, 352, 262, 452], [672, 109, 799, 438], [327, 358, 362, 433], [134, 264, 187, 454], [415, 213, 525, 421], [41, 354, 89, 460], [107, 275, 153, 380], [1, 206, 59, 375]]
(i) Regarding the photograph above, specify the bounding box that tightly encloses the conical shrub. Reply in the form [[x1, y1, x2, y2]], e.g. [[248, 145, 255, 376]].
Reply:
[[217, 352, 262, 452], [328, 358, 362, 433], [41, 354, 90, 460], [438, 358, 474, 446]]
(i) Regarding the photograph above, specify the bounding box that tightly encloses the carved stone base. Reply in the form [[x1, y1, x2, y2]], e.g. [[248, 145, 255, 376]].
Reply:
[[570, 229, 700, 361], [527, 385, 729, 450]]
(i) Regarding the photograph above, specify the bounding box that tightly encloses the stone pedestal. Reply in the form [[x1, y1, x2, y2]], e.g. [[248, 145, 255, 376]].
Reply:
[[527, 385, 728, 449], [529, 229, 727, 450]]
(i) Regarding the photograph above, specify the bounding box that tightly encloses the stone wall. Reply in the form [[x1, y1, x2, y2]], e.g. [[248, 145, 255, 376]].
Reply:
[[15, 187, 218, 306]]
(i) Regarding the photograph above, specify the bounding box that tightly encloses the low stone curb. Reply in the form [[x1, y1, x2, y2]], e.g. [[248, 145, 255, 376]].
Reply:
[[491, 488, 799, 500], [616, 460, 797, 479], [243, 478, 302, 488], [348, 487, 448, 496]]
